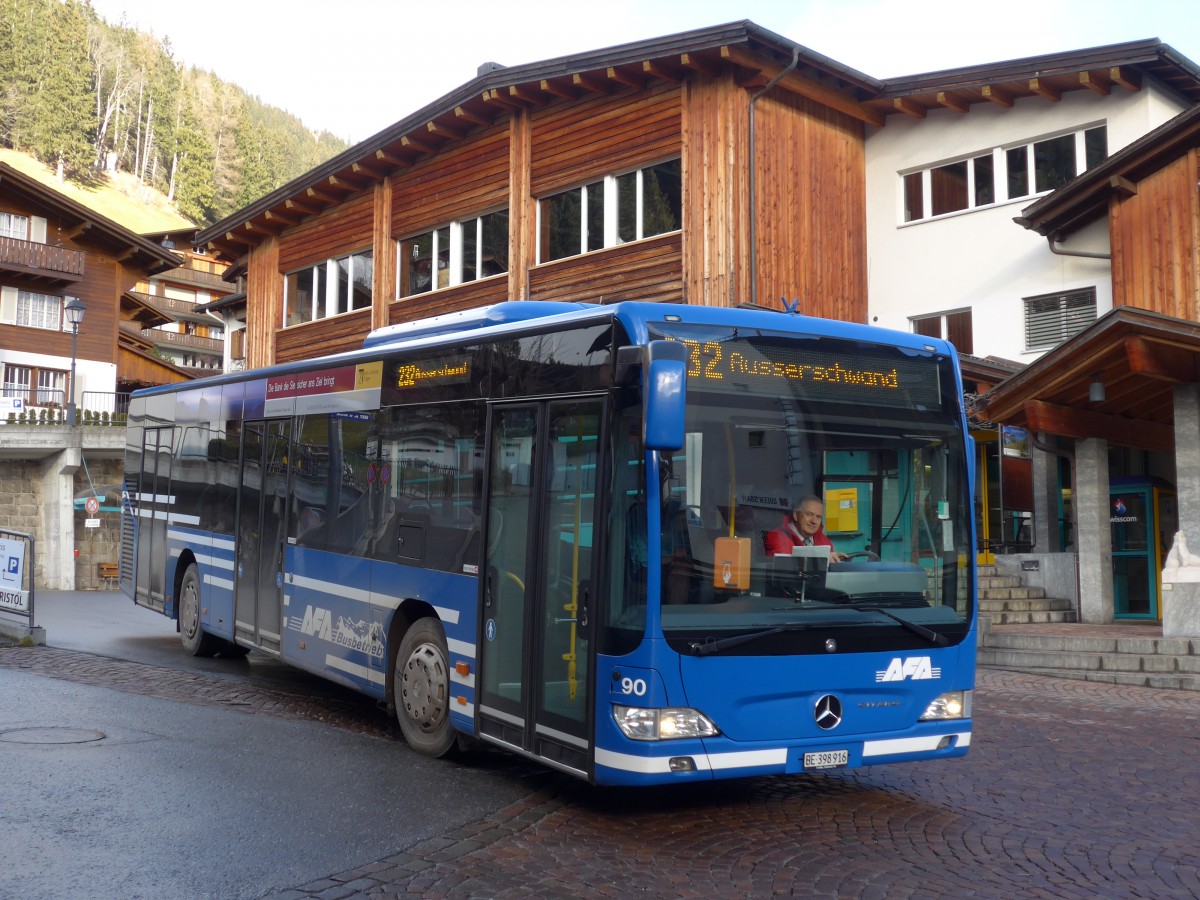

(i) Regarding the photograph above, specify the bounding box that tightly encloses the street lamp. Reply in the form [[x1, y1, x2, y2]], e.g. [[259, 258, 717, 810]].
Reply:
[[64, 296, 85, 427]]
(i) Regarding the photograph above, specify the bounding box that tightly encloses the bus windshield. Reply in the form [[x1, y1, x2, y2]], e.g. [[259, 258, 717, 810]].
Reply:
[[610, 325, 972, 655]]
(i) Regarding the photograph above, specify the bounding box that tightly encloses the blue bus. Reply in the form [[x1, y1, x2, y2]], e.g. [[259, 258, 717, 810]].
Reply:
[[121, 300, 975, 786]]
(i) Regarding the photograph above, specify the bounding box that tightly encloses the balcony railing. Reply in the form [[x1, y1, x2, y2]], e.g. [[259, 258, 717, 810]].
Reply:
[[0, 236, 86, 277], [168, 265, 231, 290], [148, 329, 223, 353]]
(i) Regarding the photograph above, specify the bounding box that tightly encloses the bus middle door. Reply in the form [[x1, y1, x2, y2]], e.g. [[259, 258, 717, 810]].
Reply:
[[234, 417, 291, 652], [478, 399, 604, 777]]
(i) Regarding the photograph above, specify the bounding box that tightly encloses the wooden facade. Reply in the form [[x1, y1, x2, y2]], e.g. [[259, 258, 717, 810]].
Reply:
[[1110, 148, 1200, 319], [0, 163, 182, 392], [197, 24, 879, 370]]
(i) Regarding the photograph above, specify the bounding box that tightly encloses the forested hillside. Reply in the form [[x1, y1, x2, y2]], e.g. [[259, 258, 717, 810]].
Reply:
[[0, 0, 348, 226]]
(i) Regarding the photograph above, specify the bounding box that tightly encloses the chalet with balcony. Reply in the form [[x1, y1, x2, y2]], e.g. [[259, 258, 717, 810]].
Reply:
[[129, 227, 237, 378], [0, 162, 185, 418]]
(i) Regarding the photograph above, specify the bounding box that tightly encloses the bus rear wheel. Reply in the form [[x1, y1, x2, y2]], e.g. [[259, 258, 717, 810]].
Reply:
[[393, 618, 457, 757], [179, 563, 220, 657]]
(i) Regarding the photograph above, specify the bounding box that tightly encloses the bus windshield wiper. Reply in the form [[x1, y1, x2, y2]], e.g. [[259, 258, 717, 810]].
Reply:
[[688, 623, 816, 656], [846, 606, 947, 645]]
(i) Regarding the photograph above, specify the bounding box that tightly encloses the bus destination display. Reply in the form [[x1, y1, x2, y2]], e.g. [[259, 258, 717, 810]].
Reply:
[[653, 330, 942, 407]]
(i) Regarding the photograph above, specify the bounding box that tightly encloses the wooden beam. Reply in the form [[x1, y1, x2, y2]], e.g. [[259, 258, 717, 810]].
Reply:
[[936, 91, 970, 113], [284, 197, 318, 215], [1025, 399, 1173, 453], [426, 120, 463, 141], [482, 88, 521, 109], [1029, 77, 1061, 102], [325, 174, 362, 195], [1125, 336, 1197, 382], [679, 52, 720, 78], [1108, 175, 1138, 198], [893, 97, 927, 119], [1079, 70, 1111, 95], [63, 221, 91, 240], [454, 105, 490, 127], [351, 159, 387, 179], [981, 84, 1014, 108], [263, 209, 298, 227], [374, 148, 411, 167], [507, 84, 541, 106], [606, 66, 644, 89], [539, 78, 577, 100], [643, 59, 682, 82], [114, 246, 137, 262], [400, 133, 435, 154], [572, 72, 609, 94], [720, 45, 885, 127], [1110, 66, 1141, 92], [223, 230, 256, 246], [305, 186, 337, 204]]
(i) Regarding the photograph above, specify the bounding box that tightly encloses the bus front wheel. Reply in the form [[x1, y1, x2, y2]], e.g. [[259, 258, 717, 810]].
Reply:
[[393, 618, 457, 757], [179, 563, 220, 657]]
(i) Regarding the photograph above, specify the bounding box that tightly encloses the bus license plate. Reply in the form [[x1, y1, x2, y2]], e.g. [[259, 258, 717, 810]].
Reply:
[[803, 749, 849, 770]]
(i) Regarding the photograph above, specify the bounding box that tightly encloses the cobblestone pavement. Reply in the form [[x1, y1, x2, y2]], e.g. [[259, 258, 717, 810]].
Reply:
[[3, 645, 1199, 898]]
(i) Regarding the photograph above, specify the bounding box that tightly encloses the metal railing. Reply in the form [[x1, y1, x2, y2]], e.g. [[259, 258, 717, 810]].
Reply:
[[0, 236, 86, 276], [1, 391, 128, 423], [2, 384, 65, 408]]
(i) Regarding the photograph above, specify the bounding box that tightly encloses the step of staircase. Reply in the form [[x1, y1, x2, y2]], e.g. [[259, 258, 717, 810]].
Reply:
[[977, 564, 1077, 626], [978, 631, 1200, 691]]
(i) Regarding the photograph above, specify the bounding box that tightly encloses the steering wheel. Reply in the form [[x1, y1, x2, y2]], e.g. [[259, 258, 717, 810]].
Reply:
[[841, 550, 880, 561]]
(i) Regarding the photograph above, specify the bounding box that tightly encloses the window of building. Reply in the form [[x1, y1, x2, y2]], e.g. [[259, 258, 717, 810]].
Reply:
[[911, 309, 973, 355], [283, 249, 373, 327], [15, 290, 62, 330], [398, 209, 509, 299], [0, 212, 29, 240], [3, 363, 66, 406], [903, 125, 1106, 223], [538, 158, 682, 262], [1024, 288, 1097, 351]]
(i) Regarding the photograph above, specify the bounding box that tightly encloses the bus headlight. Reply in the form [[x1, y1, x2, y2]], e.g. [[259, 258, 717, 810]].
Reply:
[[920, 690, 971, 721], [613, 705, 720, 741]]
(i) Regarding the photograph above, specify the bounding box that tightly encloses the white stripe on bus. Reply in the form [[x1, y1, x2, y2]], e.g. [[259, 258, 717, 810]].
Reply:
[[326, 654, 385, 686], [862, 732, 970, 756], [288, 573, 461, 626], [203, 575, 234, 592], [534, 723, 588, 749]]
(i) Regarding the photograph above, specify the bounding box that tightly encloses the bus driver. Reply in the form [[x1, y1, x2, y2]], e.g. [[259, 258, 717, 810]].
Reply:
[[765, 496, 847, 562]]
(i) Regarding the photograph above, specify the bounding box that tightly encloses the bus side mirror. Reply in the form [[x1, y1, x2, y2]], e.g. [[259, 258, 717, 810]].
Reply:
[[643, 340, 687, 451]]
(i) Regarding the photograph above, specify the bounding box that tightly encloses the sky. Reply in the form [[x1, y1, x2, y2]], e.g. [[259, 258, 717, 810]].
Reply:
[[87, 0, 1200, 145]]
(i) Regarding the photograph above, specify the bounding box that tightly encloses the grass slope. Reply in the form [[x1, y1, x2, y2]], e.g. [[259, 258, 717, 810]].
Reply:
[[0, 148, 195, 235]]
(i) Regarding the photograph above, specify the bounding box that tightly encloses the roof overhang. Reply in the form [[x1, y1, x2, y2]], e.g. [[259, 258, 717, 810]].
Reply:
[[872, 39, 1200, 122], [980, 307, 1200, 453], [0, 163, 184, 275], [1014, 103, 1200, 239], [195, 20, 883, 259]]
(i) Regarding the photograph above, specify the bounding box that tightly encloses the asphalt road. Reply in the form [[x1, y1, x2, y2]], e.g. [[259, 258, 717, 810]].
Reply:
[[4, 592, 1200, 898]]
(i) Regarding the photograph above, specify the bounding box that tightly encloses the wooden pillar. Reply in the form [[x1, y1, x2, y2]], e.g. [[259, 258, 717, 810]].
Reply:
[[508, 109, 533, 301], [372, 176, 394, 331]]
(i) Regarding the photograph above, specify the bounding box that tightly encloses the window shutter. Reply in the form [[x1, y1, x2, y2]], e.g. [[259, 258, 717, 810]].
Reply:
[[0, 285, 16, 324], [1024, 289, 1096, 350], [31, 216, 47, 243]]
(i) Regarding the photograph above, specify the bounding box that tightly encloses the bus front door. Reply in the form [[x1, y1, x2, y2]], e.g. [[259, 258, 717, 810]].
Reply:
[[479, 399, 603, 777], [234, 418, 291, 652]]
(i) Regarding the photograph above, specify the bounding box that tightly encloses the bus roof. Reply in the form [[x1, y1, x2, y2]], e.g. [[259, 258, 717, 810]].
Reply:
[[131, 300, 958, 398]]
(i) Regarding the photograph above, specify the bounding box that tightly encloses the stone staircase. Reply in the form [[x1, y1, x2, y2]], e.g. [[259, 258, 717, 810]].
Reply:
[[976, 565, 1200, 691]]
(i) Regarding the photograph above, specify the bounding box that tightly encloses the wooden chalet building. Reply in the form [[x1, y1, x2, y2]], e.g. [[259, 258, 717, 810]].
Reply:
[[196, 21, 885, 368], [0, 161, 185, 591], [0, 162, 185, 415]]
